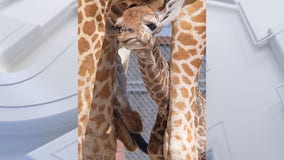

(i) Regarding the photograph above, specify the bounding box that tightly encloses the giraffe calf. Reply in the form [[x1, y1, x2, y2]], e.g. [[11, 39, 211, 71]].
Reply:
[[114, 0, 186, 158]]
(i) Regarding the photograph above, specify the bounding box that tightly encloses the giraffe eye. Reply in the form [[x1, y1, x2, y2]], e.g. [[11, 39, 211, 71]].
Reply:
[[114, 25, 122, 31], [146, 23, 157, 31], [129, 4, 137, 8]]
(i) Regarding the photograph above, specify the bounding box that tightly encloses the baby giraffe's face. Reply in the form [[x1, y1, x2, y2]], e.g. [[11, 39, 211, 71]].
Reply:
[[115, 6, 161, 51]]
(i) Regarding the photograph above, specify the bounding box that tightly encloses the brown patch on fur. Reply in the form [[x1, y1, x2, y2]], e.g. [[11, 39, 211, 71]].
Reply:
[[98, 22, 105, 32], [85, 4, 98, 17], [187, 129, 193, 142], [191, 145, 196, 153], [191, 58, 202, 68], [151, 85, 161, 92], [96, 14, 102, 21], [96, 68, 110, 82], [182, 145, 187, 151], [78, 54, 94, 77], [78, 37, 90, 55], [99, 0, 106, 7], [176, 102, 186, 111], [156, 91, 164, 99], [185, 111, 192, 121], [95, 83, 111, 98], [192, 10, 206, 23], [98, 104, 105, 112], [181, 87, 189, 98], [121, 110, 143, 133], [173, 46, 189, 60], [78, 11, 83, 24], [186, 154, 191, 160], [194, 26, 206, 34], [91, 114, 106, 129], [178, 33, 197, 46], [171, 88, 178, 99], [191, 101, 197, 111], [182, 63, 194, 77], [194, 116, 198, 128], [171, 62, 181, 73], [187, 0, 203, 14], [172, 76, 180, 85], [78, 80, 84, 86], [175, 134, 182, 140], [199, 116, 205, 127], [182, 76, 192, 85], [181, 21, 192, 30], [78, 0, 82, 8], [174, 119, 182, 127]]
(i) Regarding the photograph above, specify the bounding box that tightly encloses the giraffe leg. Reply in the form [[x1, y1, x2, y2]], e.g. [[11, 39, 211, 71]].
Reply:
[[196, 89, 206, 159], [113, 53, 143, 133], [148, 105, 169, 159], [78, 0, 115, 159], [83, 30, 118, 160], [113, 49, 147, 152], [166, 0, 206, 159]]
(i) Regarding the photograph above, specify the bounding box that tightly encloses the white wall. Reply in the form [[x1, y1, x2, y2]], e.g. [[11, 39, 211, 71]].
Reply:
[[207, 1, 284, 160]]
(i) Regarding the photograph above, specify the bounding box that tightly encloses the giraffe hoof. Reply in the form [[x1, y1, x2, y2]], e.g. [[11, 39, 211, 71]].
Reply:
[[129, 132, 148, 154], [121, 110, 143, 133]]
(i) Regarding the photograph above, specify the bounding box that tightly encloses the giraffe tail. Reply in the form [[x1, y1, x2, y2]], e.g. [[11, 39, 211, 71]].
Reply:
[[129, 132, 148, 154]]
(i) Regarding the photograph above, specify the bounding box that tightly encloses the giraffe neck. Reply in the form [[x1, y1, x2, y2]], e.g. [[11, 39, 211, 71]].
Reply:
[[134, 44, 169, 107], [132, 43, 171, 158], [166, 0, 206, 159]]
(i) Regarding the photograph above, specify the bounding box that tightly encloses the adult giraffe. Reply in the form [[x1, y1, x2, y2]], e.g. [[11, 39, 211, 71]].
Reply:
[[165, 0, 206, 159]]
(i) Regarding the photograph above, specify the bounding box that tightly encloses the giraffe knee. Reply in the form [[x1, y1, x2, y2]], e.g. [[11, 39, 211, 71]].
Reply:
[[147, 135, 164, 158], [121, 109, 143, 133]]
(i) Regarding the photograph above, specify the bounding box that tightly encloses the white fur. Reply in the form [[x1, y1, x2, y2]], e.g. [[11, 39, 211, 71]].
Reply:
[[157, 0, 185, 26]]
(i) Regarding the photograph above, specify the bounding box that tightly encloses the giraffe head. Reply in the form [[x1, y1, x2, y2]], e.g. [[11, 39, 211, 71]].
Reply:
[[115, 0, 185, 51]]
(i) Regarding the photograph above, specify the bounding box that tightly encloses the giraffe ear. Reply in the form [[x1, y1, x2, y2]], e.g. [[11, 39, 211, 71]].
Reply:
[[157, 0, 185, 26]]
